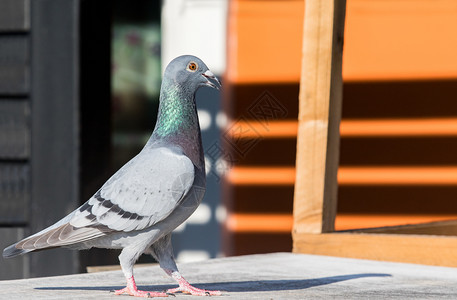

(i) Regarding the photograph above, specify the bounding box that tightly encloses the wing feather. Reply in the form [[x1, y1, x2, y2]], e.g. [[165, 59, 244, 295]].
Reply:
[[72, 146, 196, 232]]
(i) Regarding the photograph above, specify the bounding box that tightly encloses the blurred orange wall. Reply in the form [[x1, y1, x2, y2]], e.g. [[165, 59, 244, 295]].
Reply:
[[226, 0, 304, 83], [227, 0, 457, 83], [344, 0, 457, 81]]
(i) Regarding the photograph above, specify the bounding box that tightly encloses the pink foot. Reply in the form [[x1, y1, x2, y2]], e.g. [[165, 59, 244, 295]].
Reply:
[[167, 285, 221, 296], [114, 276, 168, 298], [167, 277, 221, 296]]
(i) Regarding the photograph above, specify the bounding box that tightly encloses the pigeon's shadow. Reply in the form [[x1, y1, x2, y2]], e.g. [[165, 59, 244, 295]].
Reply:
[[36, 273, 391, 293]]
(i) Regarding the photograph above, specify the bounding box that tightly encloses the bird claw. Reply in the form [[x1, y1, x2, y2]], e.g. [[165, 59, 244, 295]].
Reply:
[[166, 285, 222, 296], [113, 276, 169, 297], [113, 286, 168, 297]]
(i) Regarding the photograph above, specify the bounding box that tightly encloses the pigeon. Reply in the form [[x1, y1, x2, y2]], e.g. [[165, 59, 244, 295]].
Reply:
[[3, 55, 222, 297]]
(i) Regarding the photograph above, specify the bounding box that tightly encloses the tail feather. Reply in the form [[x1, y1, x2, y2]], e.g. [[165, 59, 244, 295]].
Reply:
[[3, 223, 108, 259], [2, 225, 70, 258], [3, 244, 33, 258], [3, 209, 112, 259]]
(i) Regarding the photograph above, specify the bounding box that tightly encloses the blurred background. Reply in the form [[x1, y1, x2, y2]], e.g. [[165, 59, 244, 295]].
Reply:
[[1, 0, 457, 280]]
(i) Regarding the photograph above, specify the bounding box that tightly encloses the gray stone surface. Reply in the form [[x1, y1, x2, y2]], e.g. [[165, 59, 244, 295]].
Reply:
[[2, 252, 457, 299]]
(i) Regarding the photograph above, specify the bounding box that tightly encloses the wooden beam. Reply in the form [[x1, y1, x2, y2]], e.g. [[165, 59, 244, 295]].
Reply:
[[86, 263, 158, 274], [293, 0, 346, 235], [349, 219, 457, 236], [294, 232, 457, 267]]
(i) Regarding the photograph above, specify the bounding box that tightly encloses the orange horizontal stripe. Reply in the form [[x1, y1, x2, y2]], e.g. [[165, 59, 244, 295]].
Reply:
[[224, 213, 457, 233], [224, 118, 457, 139], [339, 166, 457, 186], [341, 118, 457, 137], [226, 166, 457, 186], [225, 120, 298, 139], [226, 213, 293, 233], [226, 167, 295, 185]]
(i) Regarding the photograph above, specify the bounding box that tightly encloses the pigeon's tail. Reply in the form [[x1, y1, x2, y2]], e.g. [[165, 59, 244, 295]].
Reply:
[[2, 222, 107, 259], [2, 226, 63, 259], [2, 214, 75, 259], [3, 244, 34, 258], [2, 208, 110, 259], [2, 214, 110, 259]]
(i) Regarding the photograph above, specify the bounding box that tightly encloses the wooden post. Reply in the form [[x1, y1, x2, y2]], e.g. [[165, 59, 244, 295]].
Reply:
[[292, 0, 457, 267], [293, 0, 346, 241]]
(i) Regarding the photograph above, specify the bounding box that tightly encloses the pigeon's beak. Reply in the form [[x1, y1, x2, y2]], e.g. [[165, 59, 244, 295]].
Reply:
[[202, 70, 221, 90]]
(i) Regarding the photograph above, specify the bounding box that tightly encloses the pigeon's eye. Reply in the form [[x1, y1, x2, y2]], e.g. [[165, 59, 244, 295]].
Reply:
[[187, 62, 198, 72]]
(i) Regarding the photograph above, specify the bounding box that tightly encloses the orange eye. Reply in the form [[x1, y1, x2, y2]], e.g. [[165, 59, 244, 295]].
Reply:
[[187, 62, 198, 71]]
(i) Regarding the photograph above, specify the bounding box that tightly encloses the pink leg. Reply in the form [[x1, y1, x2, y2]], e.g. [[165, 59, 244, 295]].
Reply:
[[114, 276, 168, 298], [165, 270, 222, 296]]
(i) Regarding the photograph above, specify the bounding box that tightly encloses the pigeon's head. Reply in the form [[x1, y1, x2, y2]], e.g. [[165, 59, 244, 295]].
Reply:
[[164, 55, 221, 92]]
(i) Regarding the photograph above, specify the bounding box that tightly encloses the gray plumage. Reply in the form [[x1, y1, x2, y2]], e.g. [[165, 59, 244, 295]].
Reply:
[[3, 55, 221, 297]]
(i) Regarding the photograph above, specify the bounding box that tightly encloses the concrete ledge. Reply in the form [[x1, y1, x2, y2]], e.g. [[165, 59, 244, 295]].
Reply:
[[2, 252, 457, 299]]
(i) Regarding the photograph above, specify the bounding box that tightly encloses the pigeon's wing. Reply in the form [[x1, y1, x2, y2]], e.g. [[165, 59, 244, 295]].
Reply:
[[4, 147, 198, 257], [72, 146, 198, 232]]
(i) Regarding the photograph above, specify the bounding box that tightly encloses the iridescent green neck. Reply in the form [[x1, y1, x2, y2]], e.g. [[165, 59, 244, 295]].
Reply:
[[148, 78, 204, 169], [153, 82, 199, 138]]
